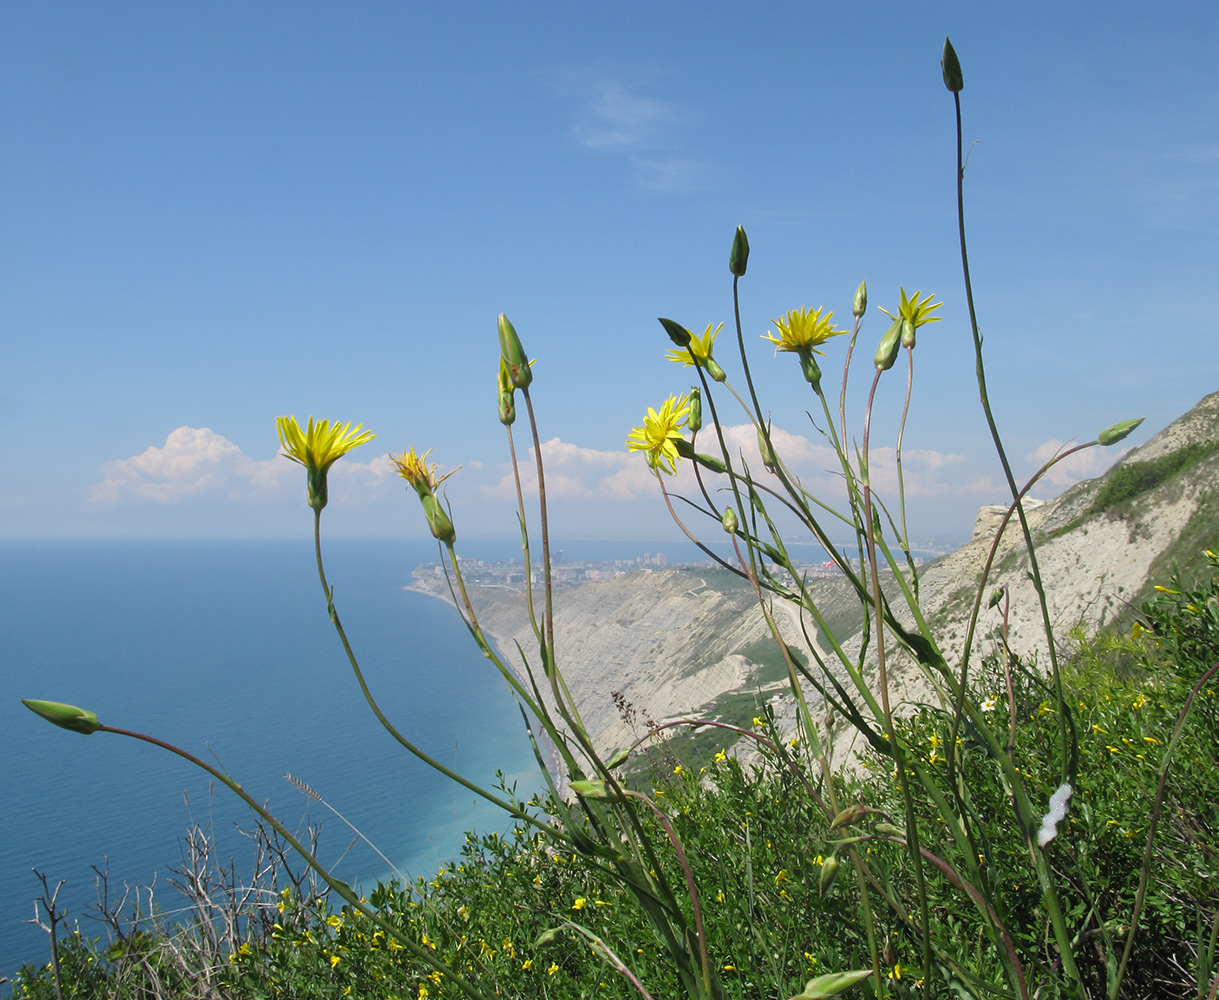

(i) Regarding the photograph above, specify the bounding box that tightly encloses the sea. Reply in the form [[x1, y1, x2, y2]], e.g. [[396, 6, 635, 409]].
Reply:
[[0, 536, 714, 981]]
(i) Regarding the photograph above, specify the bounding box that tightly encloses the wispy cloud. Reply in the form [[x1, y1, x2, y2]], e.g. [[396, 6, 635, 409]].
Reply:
[[550, 68, 715, 192]]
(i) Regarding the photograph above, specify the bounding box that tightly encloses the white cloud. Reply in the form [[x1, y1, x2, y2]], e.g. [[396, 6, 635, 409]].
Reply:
[[572, 81, 676, 150], [90, 426, 395, 505], [92, 427, 287, 503], [1025, 439, 1125, 490]]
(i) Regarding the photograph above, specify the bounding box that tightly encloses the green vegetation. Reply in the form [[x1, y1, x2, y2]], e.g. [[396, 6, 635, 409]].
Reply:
[[14, 565, 1219, 999], [1085, 442, 1219, 518]]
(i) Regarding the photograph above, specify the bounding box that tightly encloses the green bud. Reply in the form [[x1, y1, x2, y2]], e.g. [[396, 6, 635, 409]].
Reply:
[[1098, 417, 1144, 446], [757, 425, 777, 473], [498, 389, 516, 426], [791, 970, 873, 1000], [23, 699, 100, 735], [306, 468, 329, 512], [687, 387, 702, 433], [852, 280, 867, 318], [874, 823, 905, 838], [829, 803, 869, 830], [497, 314, 533, 389], [604, 748, 631, 770], [819, 853, 840, 896], [569, 779, 613, 800], [942, 36, 964, 93], [900, 318, 916, 350], [874, 317, 902, 372], [535, 928, 562, 948], [695, 453, 728, 475], [797, 347, 823, 392], [704, 356, 727, 383], [987, 587, 1005, 610], [658, 317, 692, 348], [421, 494, 456, 544], [729, 225, 750, 277], [721, 506, 738, 534]]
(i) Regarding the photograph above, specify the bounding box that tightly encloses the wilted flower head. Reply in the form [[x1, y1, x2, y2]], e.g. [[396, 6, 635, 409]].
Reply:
[[277, 416, 375, 511], [626, 393, 691, 475], [390, 447, 458, 499], [762, 307, 846, 355], [665, 323, 726, 382]]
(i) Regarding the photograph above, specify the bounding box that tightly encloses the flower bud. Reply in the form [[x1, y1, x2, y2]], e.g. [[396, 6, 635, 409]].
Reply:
[[942, 37, 964, 93], [721, 506, 738, 534], [873, 318, 902, 372], [535, 928, 562, 948], [23, 699, 100, 735], [819, 853, 840, 896], [421, 494, 456, 544], [729, 225, 750, 277], [704, 357, 727, 383], [988, 587, 1005, 610], [496, 359, 516, 426], [829, 803, 869, 830], [569, 779, 614, 800], [605, 748, 631, 770], [1098, 417, 1144, 446], [757, 425, 777, 473], [852, 280, 867, 318], [497, 314, 532, 389], [900, 318, 916, 350], [687, 387, 702, 433], [874, 823, 904, 838], [658, 317, 692, 348]]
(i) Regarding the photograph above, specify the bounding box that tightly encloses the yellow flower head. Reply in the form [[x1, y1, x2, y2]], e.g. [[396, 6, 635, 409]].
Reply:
[[762, 307, 846, 355], [626, 393, 691, 475], [277, 416, 375, 511], [665, 323, 726, 381], [389, 447, 457, 498]]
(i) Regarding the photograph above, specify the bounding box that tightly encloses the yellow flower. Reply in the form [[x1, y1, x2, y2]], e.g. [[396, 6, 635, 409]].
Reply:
[[547, 962, 560, 976], [713, 749, 727, 762], [329, 954, 341, 969], [665, 323, 726, 380], [763, 307, 846, 355], [522, 959, 533, 971], [880, 288, 944, 332], [571, 897, 587, 911], [626, 394, 691, 475], [277, 416, 375, 511]]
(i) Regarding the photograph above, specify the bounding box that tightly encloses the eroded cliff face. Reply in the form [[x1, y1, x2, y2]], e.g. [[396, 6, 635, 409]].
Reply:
[[414, 392, 1219, 773]]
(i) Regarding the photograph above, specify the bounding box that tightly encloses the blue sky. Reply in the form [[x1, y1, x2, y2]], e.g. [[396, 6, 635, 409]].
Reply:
[[3, 2, 1217, 545]]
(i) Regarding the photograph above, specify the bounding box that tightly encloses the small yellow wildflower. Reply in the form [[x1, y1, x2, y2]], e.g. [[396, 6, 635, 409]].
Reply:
[[723, 965, 737, 972], [548, 962, 560, 976], [763, 306, 846, 354], [713, 749, 727, 762], [329, 955, 341, 969], [571, 897, 587, 911], [889, 963, 905, 980], [753, 716, 765, 727], [626, 394, 691, 475], [1132, 693, 1148, 709], [389, 447, 458, 496], [1153, 585, 1179, 595], [327, 914, 342, 929], [417, 985, 428, 999], [522, 959, 533, 970], [673, 764, 684, 775]]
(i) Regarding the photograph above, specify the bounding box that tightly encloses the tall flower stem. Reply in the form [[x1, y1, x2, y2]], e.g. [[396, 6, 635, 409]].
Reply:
[[952, 85, 1084, 996], [310, 509, 563, 840]]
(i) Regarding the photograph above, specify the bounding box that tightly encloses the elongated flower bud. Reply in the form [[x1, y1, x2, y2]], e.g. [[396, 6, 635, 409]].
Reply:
[[758, 425, 777, 473], [819, 853, 840, 895], [658, 317, 692, 348], [497, 359, 516, 426], [942, 37, 964, 93], [569, 779, 614, 800], [1098, 417, 1144, 446], [900, 319, 916, 349], [687, 387, 702, 433], [704, 357, 727, 382], [853, 280, 867, 318], [721, 506, 738, 534], [874, 318, 902, 371], [605, 747, 631, 770], [498, 314, 532, 389], [23, 699, 100, 735], [829, 803, 869, 830], [988, 587, 1005, 610], [729, 225, 750, 277]]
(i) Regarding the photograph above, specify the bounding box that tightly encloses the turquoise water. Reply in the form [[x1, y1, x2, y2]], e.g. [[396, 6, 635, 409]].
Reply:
[[0, 538, 562, 978]]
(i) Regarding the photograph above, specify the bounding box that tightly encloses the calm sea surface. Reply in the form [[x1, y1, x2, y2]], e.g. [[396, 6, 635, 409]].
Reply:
[[1, 538, 588, 979]]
